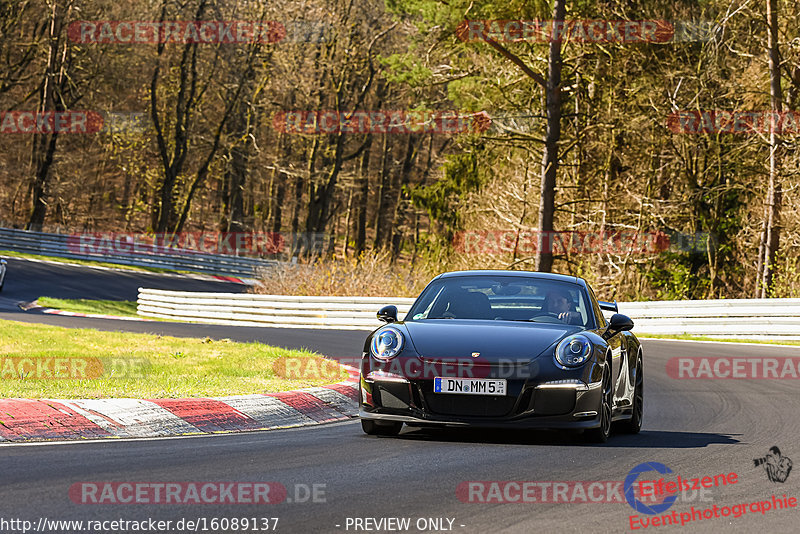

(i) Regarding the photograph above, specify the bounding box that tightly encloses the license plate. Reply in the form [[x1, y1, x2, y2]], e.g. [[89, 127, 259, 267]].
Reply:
[[433, 377, 507, 396]]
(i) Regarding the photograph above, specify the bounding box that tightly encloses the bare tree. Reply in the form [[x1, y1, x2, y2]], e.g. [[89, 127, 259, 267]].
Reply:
[[27, 0, 75, 230], [536, 0, 565, 272], [470, 0, 565, 272], [756, 0, 783, 297]]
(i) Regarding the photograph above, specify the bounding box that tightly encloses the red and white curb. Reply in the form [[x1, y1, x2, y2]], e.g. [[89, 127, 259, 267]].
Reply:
[[0, 381, 358, 442], [0, 365, 362, 443]]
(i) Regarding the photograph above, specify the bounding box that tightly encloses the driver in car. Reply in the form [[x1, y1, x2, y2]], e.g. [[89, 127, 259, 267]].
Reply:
[[543, 290, 582, 325]]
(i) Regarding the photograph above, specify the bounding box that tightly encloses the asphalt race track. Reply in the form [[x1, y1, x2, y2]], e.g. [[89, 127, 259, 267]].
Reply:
[[1, 258, 799, 533], [0, 257, 368, 358], [1, 340, 798, 533]]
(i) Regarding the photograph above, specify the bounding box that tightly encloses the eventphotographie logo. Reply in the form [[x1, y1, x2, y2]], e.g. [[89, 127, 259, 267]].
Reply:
[[625, 462, 679, 515], [754, 447, 793, 483], [624, 462, 755, 530]]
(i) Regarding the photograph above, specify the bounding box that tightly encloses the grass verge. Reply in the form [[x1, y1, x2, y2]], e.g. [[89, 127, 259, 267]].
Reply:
[[37, 297, 140, 318], [640, 333, 800, 346], [0, 319, 349, 398]]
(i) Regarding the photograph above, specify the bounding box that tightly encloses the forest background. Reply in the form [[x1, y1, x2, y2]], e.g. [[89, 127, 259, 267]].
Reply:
[[1, 0, 799, 301]]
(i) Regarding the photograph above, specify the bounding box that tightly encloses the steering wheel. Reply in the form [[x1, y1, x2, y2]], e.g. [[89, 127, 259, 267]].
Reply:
[[529, 312, 564, 324]]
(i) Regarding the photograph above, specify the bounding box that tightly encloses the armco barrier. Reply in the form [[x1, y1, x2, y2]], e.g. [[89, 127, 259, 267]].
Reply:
[[617, 298, 800, 339], [137, 289, 800, 338], [0, 227, 276, 277], [137, 288, 416, 330]]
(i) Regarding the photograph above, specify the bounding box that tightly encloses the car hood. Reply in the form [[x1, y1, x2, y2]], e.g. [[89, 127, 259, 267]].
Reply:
[[402, 320, 575, 364]]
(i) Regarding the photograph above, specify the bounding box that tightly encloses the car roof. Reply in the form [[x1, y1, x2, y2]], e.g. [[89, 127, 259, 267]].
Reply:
[[434, 270, 586, 287]]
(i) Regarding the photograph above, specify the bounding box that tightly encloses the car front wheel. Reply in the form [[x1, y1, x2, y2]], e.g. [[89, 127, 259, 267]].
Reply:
[[622, 356, 643, 434], [585, 361, 613, 443]]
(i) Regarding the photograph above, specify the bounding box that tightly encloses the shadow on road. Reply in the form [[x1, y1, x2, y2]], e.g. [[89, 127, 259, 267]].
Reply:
[[605, 429, 741, 448], [388, 427, 741, 448]]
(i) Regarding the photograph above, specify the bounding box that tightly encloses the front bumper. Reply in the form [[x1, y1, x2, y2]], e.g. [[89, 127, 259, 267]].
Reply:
[[360, 374, 604, 430]]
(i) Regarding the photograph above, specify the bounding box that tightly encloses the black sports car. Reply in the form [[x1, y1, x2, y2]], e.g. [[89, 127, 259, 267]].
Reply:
[[359, 270, 643, 442]]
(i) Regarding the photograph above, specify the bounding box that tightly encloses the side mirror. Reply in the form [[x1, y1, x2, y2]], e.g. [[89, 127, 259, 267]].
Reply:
[[377, 305, 398, 323], [603, 313, 634, 340]]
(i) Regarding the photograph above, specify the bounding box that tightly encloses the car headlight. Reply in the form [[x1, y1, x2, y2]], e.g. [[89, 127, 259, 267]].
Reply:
[[555, 335, 592, 367], [370, 327, 404, 360]]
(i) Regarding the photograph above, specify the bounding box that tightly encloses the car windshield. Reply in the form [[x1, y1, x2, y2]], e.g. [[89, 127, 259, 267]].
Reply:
[[406, 275, 594, 328]]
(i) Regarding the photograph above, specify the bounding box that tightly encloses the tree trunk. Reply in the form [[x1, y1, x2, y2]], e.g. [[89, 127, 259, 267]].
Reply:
[[271, 172, 286, 235], [342, 183, 354, 256], [535, 0, 566, 272], [389, 134, 419, 259], [27, 1, 71, 230], [758, 0, 783, 297], [220, 98, 253, 233], [306, 131, 346, 235], [354, 133, 373, 254], [373, 133, 392, 249]]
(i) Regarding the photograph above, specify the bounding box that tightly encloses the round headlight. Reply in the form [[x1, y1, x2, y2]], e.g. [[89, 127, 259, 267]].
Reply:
[[370, 327, 404, 360], [555, 334, 592, 367]]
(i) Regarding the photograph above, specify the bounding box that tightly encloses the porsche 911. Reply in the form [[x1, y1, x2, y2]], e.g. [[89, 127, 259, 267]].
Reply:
[[359, 270, 643, 443]]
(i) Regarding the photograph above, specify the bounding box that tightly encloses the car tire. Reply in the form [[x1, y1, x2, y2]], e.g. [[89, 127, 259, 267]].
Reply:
[[585, 361, 613, 443], [361, 419, 403, 436], [621, 356, 643, 434]]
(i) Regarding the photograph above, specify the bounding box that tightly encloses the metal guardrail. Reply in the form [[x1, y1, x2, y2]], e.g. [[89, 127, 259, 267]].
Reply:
[[617, 299, 800, 338], [0, 227, 277, 277], [137, 289, 800, 338], [137, 288, 416, 329]]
